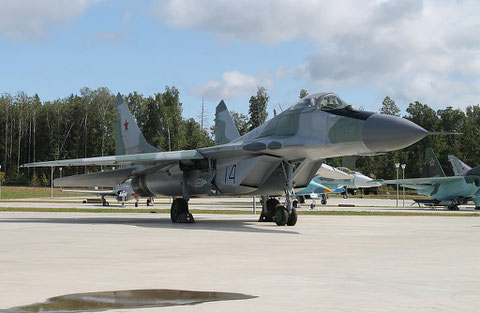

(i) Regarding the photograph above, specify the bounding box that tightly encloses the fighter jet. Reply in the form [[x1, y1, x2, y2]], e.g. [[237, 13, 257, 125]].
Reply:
[[382, 148, 480, 210], [61, 179, 137, 207], [297, 164, 380, 205], [22, 92, 431, 226]]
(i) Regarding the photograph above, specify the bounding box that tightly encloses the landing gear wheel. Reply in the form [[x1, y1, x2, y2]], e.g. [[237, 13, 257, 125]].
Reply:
[[287, 208, 297, 226], [135, 202, 138, 207], [258, 198, 279, 222], [448, 205, 459, 211], [258, 213, 269, 222], [146, 199, 151, 206], [170, 198, 189, 222], [292, 200, 299, 208], [102, 199, 107, 206], [342, 193, 348, 199], [321, 198, 327, 205], [275, 206, 289, 226]]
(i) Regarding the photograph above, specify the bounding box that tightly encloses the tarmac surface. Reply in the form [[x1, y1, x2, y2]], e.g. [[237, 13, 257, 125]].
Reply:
[[1, 210, 480, 312]]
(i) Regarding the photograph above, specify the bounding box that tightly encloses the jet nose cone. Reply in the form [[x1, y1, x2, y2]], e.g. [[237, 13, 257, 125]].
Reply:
[[362, 114, 428, 152]]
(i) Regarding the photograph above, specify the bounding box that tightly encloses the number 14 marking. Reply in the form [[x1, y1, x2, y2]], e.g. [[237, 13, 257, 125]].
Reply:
[[224, 164, 237, 184]]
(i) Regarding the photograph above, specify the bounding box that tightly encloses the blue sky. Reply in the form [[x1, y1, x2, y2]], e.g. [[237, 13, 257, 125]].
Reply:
[[1, 0, 479, 126]]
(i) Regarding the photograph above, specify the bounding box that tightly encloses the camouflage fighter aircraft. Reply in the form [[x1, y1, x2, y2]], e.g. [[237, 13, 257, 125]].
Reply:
[[382, 148, 480, 210], [22, 92, 431, 226], [61, 179, 137, 207]]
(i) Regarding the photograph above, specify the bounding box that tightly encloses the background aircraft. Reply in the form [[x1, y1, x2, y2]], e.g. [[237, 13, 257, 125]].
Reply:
[[61, 179, 139, 207], [382, 148, 480, 210], [23, 92, 431, 226], [297, 164, 380, 205]]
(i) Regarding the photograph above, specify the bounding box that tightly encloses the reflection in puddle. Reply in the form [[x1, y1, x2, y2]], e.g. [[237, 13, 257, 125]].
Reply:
[[2, 289, 256, 313]]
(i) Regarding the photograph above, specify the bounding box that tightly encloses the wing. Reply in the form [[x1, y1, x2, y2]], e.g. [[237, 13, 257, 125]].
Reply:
[[61, 189, 116, 196], [383, 176, 464, 185], [21, 150, 204, 168]]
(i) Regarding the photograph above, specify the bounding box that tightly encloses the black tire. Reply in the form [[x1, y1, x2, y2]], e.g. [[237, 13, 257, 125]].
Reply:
[[171, 198, 188, 222], [449, 205, 459, 211], [266, 198, 280, 218], [258, 213, 270, 222], [321, 198, 327, 205], [135, 202, 138, 207], [287, 208, 297, 226], [342, 193, 348, 199], [275, 206, 288, 226], [292, 200, 298, 208]]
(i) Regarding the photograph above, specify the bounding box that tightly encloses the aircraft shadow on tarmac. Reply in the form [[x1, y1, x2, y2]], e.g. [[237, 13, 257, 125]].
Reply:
[[0, 216, 299, 234], [0, 289, 257, 313]]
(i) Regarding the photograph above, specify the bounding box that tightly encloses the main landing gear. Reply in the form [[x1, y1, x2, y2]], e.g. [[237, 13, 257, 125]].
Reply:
[[170, 171, 195, 223], [258, 161, 298, 226], [170, 198, 194, 223], [101, 196, 109, 207]]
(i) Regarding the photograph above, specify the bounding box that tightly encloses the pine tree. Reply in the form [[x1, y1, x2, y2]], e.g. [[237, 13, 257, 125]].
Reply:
[[248, 87, 269, 131], [380, 96, 400, 116]]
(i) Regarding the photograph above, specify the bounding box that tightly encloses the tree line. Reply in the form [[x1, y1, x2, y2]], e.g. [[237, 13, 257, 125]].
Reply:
[[0, 85, 478, 185]]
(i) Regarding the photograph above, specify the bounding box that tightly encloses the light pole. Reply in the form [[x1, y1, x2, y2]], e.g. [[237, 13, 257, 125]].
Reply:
[[50, 167, 54, 199], [395, 163, 400, 207], [59, 167, 62, 197], [401, 164, 406, 207]]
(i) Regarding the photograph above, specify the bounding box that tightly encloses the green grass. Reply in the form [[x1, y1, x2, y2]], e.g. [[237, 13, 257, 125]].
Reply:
[[0, 186, 64, 199], [0, 207, 478, 217]]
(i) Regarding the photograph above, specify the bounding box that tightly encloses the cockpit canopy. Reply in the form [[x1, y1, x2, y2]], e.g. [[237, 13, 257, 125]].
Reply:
[[292, 93, 348, 111]]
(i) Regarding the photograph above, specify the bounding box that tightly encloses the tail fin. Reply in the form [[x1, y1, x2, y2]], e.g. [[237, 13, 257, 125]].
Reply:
[[422, 148, 445, 177], [448, 155, 471, 176], [215, 100, 240, 145], [114, 93, 160, 155]]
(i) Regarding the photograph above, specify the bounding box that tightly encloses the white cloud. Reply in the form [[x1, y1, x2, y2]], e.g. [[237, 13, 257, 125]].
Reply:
[[0, 0, 102, 41], [153, 0, 480, 108], [190, 70, 274, 100]]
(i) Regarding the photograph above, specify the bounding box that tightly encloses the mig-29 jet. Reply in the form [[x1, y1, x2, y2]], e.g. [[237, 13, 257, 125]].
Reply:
[[23, 92, 431, 226], [382, 148, 480, 210]]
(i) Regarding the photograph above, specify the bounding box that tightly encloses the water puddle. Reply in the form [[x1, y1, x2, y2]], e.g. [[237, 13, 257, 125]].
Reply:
[[1, 289, 256, 313]]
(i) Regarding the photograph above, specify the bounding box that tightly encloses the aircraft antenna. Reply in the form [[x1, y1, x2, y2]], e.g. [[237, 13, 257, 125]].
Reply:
[[278, 103, 284, 112]]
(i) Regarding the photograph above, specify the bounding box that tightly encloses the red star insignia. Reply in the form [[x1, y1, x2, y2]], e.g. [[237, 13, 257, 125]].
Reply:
[[429, 158, 435, 167], [124, 120, 129, 131]]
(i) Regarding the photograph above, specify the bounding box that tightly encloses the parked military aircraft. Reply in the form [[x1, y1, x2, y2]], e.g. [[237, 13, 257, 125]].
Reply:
[[382, 148, 480, 210], [296, 164, 380, 205], [22, 92, 431, 226], [61, 179, 140, 207]]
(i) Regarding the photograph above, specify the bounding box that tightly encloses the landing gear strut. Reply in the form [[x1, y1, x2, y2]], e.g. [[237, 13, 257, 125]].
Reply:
[[101, 196, 109, 207], [170, 171, 195, 223], [321, 194, 327, 205]]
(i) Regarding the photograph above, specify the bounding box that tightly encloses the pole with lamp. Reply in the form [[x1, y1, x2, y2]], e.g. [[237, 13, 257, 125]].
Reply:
[[59, 167, 62, 197], [401, 163, 406, 207], [395, 163, 400, 207]]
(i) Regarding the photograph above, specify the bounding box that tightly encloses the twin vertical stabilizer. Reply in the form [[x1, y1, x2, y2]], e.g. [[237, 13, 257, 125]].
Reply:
[[114, 93, 160, 155], [215, 100, 240, 145]]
